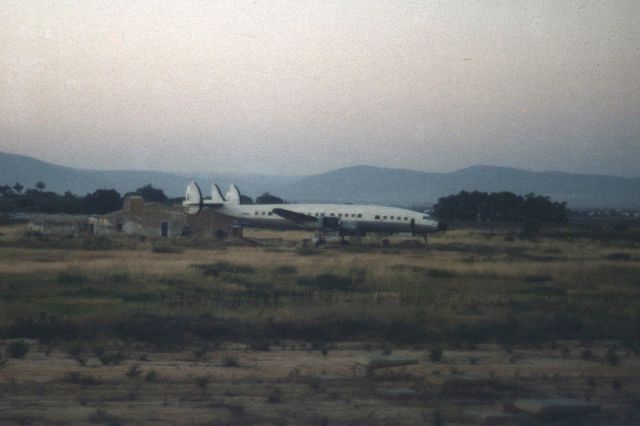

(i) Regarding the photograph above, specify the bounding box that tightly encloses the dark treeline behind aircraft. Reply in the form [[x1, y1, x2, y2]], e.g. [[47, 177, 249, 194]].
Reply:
[[433, 191, 567, 223], [0, 183, 169, 216]]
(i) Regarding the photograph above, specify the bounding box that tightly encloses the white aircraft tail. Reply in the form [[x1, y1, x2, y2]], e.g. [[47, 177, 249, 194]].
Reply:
[[211, 184, 225, 203], [225, 184, 241, 205], [183, 182, 243, 214], [183, 182, 203, 214]]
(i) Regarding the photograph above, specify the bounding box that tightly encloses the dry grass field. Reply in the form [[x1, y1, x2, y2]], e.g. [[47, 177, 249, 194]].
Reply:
[[1, 224, 639, 424]]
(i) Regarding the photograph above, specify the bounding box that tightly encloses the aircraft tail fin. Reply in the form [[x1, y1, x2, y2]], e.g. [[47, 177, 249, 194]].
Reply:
[[225, 184, 241, 205], [211, 184, 225, 203], [183, 182, 203, 214]]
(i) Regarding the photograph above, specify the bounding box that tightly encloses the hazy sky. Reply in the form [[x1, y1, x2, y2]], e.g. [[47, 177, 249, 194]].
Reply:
[[1, 0, 639, 176]]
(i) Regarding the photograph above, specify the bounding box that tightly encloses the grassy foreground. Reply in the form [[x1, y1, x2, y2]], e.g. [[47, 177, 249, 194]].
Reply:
[[0, 225, 639, 424]]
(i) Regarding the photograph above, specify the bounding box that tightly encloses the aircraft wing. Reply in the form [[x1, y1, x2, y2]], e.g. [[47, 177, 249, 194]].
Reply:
[[272, 208, 318, 227]]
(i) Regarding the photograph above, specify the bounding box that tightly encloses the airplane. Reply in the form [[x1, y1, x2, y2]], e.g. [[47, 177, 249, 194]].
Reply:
[[182, 182, 444, 243]]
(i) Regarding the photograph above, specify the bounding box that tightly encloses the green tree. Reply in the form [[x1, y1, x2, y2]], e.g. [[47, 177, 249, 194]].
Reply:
[[256, 192, 284, 204], [35, 181, 46, 190], [432, 191, 566, 223], [83, 189, 122, 214], [132, 184, 168, 203], [13, 183, 23, 194]]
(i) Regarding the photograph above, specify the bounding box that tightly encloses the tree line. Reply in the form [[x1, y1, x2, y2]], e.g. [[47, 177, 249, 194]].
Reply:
[[0, 181, 286, 216], [2, 181, 565, 224], [432, 191, 567, 223], [0, 182, 170, 215]]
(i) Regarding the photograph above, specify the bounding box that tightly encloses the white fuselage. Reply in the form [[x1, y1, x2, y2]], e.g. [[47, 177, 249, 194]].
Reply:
[[216, 203, 438, 234]]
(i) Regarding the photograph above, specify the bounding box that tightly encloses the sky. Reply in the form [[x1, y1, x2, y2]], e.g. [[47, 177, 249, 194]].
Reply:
[[0, 0, 639, 177]]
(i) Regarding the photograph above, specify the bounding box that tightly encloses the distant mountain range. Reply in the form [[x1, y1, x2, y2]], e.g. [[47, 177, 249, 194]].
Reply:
[[1, 151, 639, 208]]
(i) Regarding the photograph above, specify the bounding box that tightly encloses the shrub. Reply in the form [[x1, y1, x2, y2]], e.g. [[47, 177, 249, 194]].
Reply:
[[612, 378, 622, 391], [6, 340, 30, 358], [193, 346, 207, 360], [267, 386, 283, 403], [222, 355, 240, 367], [195, 376, 209, 389], [297, 273, 353, 291], [247, 339, 271, 352], [94, 346, 125, 365], [607, 252, 632, 261], [68, 343, 84, 357], [606, 348, 620, 366], [126, 364, 141, 379], [580, 349, 593, 359], [56, 271, 87, 285], [192, 261, 255, 276], [88, 409, 119, 424], [274, 265, 297, 274], [426, 268, 456, 279], [151, 246, 183, 254], [429, 347, 443, 363], [64, 371, 101, 386], [524, 275, 552, 283], [145, 370, 159, 382]]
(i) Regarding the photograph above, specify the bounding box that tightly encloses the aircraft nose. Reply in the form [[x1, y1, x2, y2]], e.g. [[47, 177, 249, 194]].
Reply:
[[437, 221, 448, 232]]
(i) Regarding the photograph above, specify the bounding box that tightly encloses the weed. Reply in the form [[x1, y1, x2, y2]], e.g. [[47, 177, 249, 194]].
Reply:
[[56, 271, 87, 285], [151, 246, 183, 254], [94, 346, 125, 365], [432, 410, 444, 426], [606, 348, 620, 366], [88, 409, 119, 425], [145, 370, 159, 382], [193, 346, 208, 360], [524, 275, 552, 283], [612, 378, 622, 391], [68, 343, 84, 357], [195, 376, 209, 389], [64, 371, 101, 386], [274, 265, 297, 274], [607, 252, 632, 261], [580, 349, 593, 360], [6, 340, 30, 358], [382, 345, 393, 356], [296, 248, 322, 256], [222, 355, 240, 367], [267, 386, 283, 403], [297, 273, 353, 291], [429, 347, 443, 363], [192, 261, 255, 276], [247, 339, 270, 352], [426, 268, 456, 279], [126, 364, 141, 379]]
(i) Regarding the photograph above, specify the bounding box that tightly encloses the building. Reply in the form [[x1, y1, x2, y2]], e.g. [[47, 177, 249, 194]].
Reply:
[[28, 214, 91, 237], [28, 196, 236, 239], [91, 196, 236, 238]]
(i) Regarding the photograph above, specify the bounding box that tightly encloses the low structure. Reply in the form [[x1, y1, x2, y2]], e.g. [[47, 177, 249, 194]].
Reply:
[[28, 214, 91, 237], [29, 196, 236, 239], [92, 196, 236, 238]]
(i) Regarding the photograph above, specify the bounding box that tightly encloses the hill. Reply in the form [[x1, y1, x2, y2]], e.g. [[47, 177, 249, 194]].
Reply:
[[1, 151, 639, 208], [0, 151, 297, 199], [283, 165, 640, 208]]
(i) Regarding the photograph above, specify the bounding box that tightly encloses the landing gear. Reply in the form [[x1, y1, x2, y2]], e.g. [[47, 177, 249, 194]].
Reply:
[[313, 231, 327, 247]]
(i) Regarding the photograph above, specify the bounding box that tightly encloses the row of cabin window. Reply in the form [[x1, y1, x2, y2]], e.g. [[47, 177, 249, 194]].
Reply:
[[253, 211, 363, 218], [375, 215, 411, 221], [251, 211, 413, 221]]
